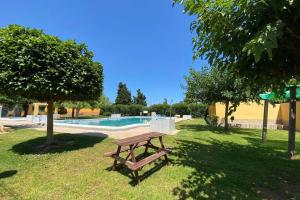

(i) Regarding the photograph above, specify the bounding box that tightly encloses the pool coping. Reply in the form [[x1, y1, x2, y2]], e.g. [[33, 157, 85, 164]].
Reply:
[[54, 122, 150, 131]]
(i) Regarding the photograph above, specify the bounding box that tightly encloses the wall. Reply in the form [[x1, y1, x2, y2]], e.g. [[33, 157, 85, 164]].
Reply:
[[213, 101, 281, 122], [280, 102, 300, 130], [28, 103, 100, 116], [66, 108, 100, 116], [209, 101, 300, 131]]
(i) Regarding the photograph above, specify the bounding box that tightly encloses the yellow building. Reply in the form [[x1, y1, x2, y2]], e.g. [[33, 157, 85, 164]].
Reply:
[[28, 103, 100, 116], [209, 101, 300, 131]]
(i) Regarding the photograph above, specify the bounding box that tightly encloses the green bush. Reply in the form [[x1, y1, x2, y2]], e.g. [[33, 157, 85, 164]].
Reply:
[[188, 103, 207, 118], [102, 112, 111, 116], [206, 115, 219, 126], [100, 104, 145, 116], [100, 103, 207, 117], [148, 104, 170, 116], [57, 107, 68, 115], [149, 103, 207, 117], [172, 103, 189, 117]]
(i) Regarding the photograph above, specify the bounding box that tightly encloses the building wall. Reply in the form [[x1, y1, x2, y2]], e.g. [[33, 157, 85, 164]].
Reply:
[[66, 108, 100, 116], [280, 102, 300, 130], [28, 103, 101, 116], [209, 101, 300, 131]]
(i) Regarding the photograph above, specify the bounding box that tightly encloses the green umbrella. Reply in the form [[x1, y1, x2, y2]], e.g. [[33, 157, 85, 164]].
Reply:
[[259, 92, 276, 100], [284, 85, 300, 99]]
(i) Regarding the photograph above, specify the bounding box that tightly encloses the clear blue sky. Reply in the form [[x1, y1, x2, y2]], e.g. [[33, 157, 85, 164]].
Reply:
[[0, 0, 206, 105]]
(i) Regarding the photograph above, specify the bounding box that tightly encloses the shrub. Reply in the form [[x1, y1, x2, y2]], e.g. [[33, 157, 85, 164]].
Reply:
[[188, 103, 207, 118], [171, 103, 188, 117], [100, 104, 145, 116], [57, 107, 68, 115], [102, 112, 111, 116], [206, 115, 219, 126], [149, 104, 170, 116]]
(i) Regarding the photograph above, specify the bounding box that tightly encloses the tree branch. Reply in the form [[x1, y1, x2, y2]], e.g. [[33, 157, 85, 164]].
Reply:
[[286, 27, 300, 41]]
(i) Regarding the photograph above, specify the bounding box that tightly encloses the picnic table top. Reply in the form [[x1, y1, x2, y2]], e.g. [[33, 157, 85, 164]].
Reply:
[[113, 132, 165, 146]]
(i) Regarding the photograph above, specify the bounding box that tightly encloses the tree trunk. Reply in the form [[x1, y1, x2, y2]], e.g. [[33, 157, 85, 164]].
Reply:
[[46, 100, 54, 145], [288, 86, 297, 159], [22, 103, 29, 117], [75, 108, 80, 118], [224, 100, 229, 130], [71, 108, 75, 118], [262, 99, 269, 143]]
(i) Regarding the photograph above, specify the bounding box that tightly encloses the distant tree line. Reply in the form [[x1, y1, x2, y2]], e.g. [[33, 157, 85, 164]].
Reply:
[[115, 82, 147, 106]]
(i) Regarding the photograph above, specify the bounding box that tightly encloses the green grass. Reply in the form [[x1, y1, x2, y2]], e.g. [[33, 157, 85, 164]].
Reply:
[[0, 119, 300, 199]]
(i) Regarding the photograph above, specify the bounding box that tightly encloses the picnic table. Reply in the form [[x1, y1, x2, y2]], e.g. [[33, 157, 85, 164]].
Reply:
[[104, 132, 171, 184]]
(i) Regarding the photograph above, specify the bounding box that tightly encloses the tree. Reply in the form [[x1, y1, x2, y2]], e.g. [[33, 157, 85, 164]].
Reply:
[[62, 95, 110, 118], [133, 89, 147, 106], [115, 82, 132, 105], [98, 95, 111, 108], [174, 0, 300, 158], [185, 67, 257, 130], [163, 98, 168, 104], [62, 101, 93, 118], [0, 25, 103, 145], [0, 95, 32, 117]]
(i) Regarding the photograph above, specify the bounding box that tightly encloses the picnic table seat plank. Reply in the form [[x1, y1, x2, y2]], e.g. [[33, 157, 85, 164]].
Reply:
[[128, 149, 170, 171], [104, 132, 170, 184]]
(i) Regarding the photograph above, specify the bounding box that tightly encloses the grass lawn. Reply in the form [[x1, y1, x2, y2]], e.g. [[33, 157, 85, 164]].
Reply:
[[0, 119, 300, 199]]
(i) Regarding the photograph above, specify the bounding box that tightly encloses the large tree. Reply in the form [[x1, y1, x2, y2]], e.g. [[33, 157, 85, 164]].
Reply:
[[0, 25, 103, 145], [175, 0, 300, 158], [115, 82, 132, 105], [133, 89, 147, 106], [185, 67, 257, 130]]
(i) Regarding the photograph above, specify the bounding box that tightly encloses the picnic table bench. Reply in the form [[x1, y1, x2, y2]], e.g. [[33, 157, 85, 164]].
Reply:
[[104, 132, 171, 184]]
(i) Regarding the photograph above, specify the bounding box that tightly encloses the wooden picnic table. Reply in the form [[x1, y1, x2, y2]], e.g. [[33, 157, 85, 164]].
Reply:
[[104, 132, 170, 184]]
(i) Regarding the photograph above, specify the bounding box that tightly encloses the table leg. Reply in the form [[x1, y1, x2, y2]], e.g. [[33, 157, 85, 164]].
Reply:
[[129, 144, 137, 162], [159, 136, 169, 165], [112, 145, 121, 171], [129, 144, 140, 183], [143, 139, 151, 155]]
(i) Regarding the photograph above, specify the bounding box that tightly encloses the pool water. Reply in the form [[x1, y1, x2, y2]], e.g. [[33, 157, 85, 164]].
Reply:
[[56, 117, 152, 127]]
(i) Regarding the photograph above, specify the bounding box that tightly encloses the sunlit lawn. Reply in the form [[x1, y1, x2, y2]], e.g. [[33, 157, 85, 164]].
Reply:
[[0, 119, 300, 199]]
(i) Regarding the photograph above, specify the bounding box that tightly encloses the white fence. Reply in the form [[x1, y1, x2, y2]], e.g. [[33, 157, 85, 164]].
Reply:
[[182, 115, 192, 120], [111, 114, 121, 118], [26, 114, 60, 124], [150, 118, 175, 134]]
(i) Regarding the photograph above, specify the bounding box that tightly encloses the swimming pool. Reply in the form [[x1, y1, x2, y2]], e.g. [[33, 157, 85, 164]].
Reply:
[[56, 116, 152, 127]]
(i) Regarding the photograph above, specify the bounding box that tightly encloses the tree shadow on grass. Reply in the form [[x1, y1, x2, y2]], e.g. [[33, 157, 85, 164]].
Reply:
[[172, 138, 300, 199], [11, 133, 106, 154], [106, 151, 171, 186], [111, 160, 169, 186], [177, 122, 261, 136], [0, 170, 17, 179]]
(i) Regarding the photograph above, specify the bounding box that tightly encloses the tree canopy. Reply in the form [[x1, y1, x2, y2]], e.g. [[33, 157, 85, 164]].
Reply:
[[174, 0, 300, 90], [133, 89, 147, 106], [115, 82, 132, 105], [0, 25, 103, 144], [0, 25, 103, 102], [175, 0, 300, 157], [185, 66, 257, 129]]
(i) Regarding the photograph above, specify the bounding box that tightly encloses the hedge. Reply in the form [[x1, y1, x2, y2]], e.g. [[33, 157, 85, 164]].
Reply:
[[149, 103, 207, 118], [100, 103, 207, 117], [100, 104, 145, 116]]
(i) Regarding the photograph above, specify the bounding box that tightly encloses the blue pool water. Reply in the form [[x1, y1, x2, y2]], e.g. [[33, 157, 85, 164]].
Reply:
[[56, 117, 152, 127]]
